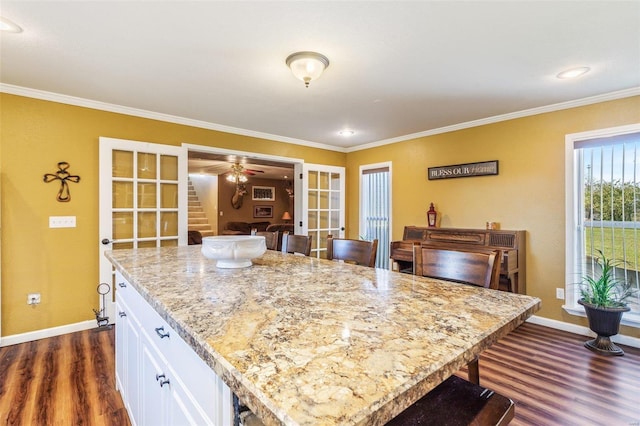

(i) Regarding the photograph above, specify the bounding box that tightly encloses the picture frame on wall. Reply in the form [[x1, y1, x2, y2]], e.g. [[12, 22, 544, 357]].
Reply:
[[253, 205, 273, 218], [252, 185, 275, 201]]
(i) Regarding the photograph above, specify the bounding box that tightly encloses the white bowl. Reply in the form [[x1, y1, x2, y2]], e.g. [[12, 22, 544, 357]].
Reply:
[[201, 235, 267, 268]]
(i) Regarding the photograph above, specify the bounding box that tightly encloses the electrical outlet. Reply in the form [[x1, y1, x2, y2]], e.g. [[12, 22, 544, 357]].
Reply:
[[49, 216, 76, 228], [28, 293, 41, 305], [556, 288, 565, 300]]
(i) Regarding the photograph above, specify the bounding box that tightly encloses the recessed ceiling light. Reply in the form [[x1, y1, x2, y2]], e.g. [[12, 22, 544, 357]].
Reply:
[[0, 17, 22, 33], [339, 129, 355, 137], [556, 66, 590, 79]]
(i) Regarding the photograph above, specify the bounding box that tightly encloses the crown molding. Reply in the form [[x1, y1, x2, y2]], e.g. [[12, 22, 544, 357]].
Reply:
[[0, 83, 345, 153], [346, 87, 640, 152], [2, 83, 637, 154]]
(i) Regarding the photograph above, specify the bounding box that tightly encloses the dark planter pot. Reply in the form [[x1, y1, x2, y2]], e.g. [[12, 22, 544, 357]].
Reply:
[[578, 299, 630, 356]]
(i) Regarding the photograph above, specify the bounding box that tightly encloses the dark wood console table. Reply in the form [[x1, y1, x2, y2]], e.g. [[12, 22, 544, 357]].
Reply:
[[390, 226, 526, 294]]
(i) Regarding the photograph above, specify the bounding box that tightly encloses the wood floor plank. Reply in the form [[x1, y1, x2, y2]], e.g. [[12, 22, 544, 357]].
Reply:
[[0, 328, 129, 426], [0, 322, 638, 425], [470, 323, 640, 426]]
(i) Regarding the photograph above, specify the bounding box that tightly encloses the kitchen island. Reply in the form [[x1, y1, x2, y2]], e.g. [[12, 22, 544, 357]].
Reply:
[[106, 245, 540, 425]]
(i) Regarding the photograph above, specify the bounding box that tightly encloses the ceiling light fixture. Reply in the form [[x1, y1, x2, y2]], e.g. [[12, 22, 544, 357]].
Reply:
[[226, 163, 248, 183], [286, 51, 330, 88], [556, 66, 591, 79], [0, 17, 22, 33], [339, 129, 355, 137]]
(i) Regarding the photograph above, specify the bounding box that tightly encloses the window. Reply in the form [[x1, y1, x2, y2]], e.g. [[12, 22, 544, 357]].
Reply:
[[360, 163, 391, 269], [565, 124, 640, 327]]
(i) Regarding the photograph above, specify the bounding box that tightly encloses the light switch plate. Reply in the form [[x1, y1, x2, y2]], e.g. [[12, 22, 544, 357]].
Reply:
[[49, 216, 76, 228]]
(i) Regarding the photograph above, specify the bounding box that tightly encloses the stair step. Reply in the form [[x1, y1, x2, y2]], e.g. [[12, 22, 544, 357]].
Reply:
[[187, 181, 215, 237], [189, 224, 213, 232], [189, 218, 209, 225]]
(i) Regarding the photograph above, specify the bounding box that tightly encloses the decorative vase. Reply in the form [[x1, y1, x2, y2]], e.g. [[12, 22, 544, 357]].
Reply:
[[427, 203, 437, 228], [578, 299, 630, 356]]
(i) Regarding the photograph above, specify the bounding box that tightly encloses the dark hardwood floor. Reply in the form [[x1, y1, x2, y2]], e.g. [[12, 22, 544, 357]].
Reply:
[[0, 323, 638, 425], [460, 323, 640, 426], [0, 327, 129, 426]]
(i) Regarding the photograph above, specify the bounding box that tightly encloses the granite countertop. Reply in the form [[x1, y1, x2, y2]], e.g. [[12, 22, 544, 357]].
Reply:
[[106, 246, 540, 425]]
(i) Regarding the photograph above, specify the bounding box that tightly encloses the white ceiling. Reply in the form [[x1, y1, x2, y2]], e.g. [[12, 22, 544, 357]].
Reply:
[[1, 1, 639, 151]]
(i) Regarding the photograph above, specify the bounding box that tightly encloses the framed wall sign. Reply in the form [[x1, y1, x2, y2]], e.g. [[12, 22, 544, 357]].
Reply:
[[252, 185, 275, 201], [253, 205, 273, 218], [428, 160, 499, 180]]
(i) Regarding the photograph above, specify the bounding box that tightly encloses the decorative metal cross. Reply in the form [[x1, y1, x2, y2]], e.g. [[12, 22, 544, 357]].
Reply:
[[43, 161, 80, 202]]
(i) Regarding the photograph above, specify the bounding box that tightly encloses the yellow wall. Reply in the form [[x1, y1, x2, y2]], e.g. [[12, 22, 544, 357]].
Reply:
[[0, 93, 345, 336], [2, 92, 640, 340], [345, 95, 640, 338]]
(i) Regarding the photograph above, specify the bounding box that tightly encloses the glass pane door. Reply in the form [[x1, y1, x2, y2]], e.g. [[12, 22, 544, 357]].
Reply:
[[303, 164, 345, 259], [99, 137, 187, 323]]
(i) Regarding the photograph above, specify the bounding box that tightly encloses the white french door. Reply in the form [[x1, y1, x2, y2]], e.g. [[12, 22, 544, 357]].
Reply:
[[302, 163, 346, 259], [99, 137, 187, 324]]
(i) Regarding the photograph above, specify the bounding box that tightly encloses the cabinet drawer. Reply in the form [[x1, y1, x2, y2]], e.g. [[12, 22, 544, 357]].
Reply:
[[115, 271, 139, 312]]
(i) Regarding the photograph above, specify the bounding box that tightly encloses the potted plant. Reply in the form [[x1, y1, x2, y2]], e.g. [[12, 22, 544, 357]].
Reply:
[[578, 249, 638, 356]]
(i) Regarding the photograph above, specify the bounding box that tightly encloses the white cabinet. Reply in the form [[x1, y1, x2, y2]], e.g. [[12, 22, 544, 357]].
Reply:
[[140, 343, 167, 425], [116, 282, 142, 424], [114, 271, 233, 426]]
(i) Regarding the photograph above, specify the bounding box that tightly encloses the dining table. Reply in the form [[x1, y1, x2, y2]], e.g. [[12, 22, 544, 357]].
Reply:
[[105, 245, 541, 425]]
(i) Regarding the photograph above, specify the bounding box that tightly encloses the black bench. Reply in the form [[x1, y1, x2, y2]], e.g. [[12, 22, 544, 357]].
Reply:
[[386, 375, 515, 426]]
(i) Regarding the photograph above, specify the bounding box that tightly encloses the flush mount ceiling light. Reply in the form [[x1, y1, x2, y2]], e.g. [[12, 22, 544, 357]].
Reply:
[[286, 51, 330, 88], [0, 17, 23, 33], [339, 129, 355, 137], [556, 66, 591, 79]]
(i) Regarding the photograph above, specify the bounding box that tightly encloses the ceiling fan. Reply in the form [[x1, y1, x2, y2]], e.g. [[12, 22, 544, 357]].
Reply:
[[241, 166, 265, 176]]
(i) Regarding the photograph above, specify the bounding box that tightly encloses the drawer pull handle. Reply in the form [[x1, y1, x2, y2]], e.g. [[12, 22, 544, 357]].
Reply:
[[119, 311, 127, 317], [155, 326, 170, 339], [156, 374, 170, 387], [118, 282, 127, 288]]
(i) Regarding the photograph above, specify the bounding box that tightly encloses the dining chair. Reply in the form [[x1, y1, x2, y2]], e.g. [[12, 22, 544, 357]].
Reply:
[[251, 229, 279, 251], [281, 232, 312, 256], [326, 235, 378, 267], [413, 244, 501, 290], [413, 244, 502, 386]]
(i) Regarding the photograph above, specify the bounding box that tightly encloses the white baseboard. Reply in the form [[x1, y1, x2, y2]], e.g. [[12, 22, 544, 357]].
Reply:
[[527, 315, 640, 349], [0, 320, 98, 347]]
